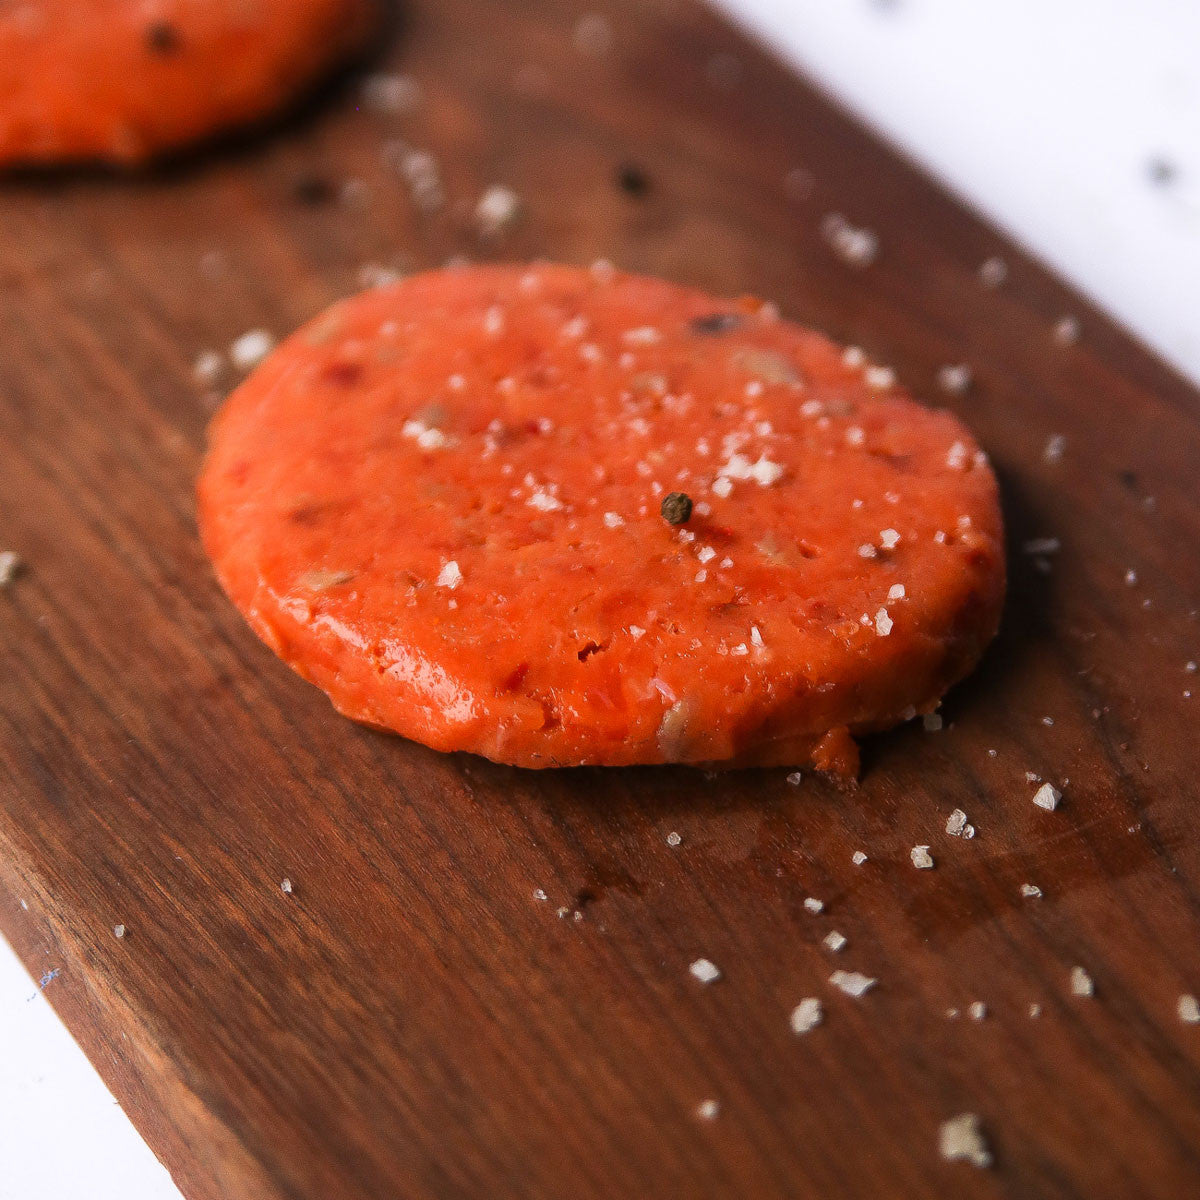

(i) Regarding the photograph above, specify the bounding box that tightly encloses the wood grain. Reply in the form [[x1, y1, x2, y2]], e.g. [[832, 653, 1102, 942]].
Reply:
[[2, 1, 1199, 1196]]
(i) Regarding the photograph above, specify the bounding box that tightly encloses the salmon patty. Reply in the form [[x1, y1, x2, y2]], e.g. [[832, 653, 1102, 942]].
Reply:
[[0, 0, 378, 167], [198, 263, 1005, 771]]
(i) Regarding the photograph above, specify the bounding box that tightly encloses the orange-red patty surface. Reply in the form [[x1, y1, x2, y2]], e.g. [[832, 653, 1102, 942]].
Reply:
[[0, 0, 377, 166], [199, 264, 1005, 770]]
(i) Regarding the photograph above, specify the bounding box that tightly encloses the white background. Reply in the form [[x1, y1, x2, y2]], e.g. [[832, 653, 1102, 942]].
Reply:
[[2, 2, 1198, 1197]]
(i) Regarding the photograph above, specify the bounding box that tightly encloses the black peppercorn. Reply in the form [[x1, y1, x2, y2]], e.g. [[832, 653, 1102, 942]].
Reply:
[[146, 21, 181, 54], [661, 492, 693, 525], [616, 163, 651, 197]]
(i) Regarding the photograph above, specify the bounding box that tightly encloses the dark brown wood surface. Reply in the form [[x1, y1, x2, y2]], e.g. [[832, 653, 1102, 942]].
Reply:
[[2, 1, 1199, 1196]]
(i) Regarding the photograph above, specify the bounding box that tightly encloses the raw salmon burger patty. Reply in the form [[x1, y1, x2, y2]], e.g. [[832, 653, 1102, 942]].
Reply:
[[0, 0, 377, 167], [199, 264, 1005, 771]]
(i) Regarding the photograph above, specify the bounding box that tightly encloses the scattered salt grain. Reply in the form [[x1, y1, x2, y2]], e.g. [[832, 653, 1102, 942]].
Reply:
[[1024, 537, 1061, 556], [603, 512, 625, 528], [711, 475, 733, 499], [280, 878, 293, 894], [1055, 315, 1081, 345], [790, 998, 823, 1034], [865, 365, 896, 389], [0, 551, 22, 587], [946, 809, 975, 839], [193, 349, 223, 384], [968, 1001, 987, 1021], [690, 958, 722, 984], [845, 425, 865, 446], [858, 543, 877, 559], [1020, 884, 1043, 899], [821, 213, 879, 268], [923, 713, 943, 732], [1179, 995, 1200, 1024], [1032, 783, 1061, 811], [533, 888, 548, 901], [527, 489, 563, 513], [1124, 569, 1138, 587], [361, 72, 421, 114], [830, 970, 876, 997], [112, 924, 126, 939], [402, 419, 449, 451], [803, 897, 825, 914], [750, 626, 764, 648], [979, 257, 1008, 288], [946, 441, 970, 470], [879, 528, 900, 550], [696, 1099, 720, 1121], [475, 185, 521, 236], [436, 560, 463, 589], [939, 1113, 992, 1169], [786, 771, 803, 786], [875, 608, 893, 637], [230, 329, 274, 370], [852, 851, 868, 865], [1071, 966, 1095, 997], [937, 363, 972, 394], [1029, 1003, 1042, 1018], [1044, 434, 1066, 463], [888, 583, 906, 601], [911, 845, 935, 870], [622, 326, 661, 347], [666, 831, 682, 847], [823, 931, 847, 953]]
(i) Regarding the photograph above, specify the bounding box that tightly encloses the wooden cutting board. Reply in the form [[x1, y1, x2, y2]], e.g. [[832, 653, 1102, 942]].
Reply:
[[2, 2, 1199, 1196]]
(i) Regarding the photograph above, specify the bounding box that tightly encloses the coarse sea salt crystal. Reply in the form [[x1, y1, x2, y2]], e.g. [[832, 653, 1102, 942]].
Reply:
[[711, 475, 733, 499], [0, 551, 22, 587], [923, 713, 943, 732], [475, 184, 521, 236], [230, 329, 274, 370], [1033, 783, 1061, 811], [830, 970, 876, 997], [968, 1001, 987, 1020], [864, 365, 895, 389], [1021, 883, 1042, 899], [803, 897, 824, 914], [193, 349, 223, 384], [875, 608, 893, 637], [666, 831, 682, 847], [888, 583, 906, 601], [879, 528, 900, 550], [696, 1098, 720, 1121], [790, 998, 823, 1034], [402, 419, 449, 450], [852, 851, 867, 865], [911, 846, 934, 870], [527, 489, 563, 513], [1179, 995, 1200, 1024], [946, 809, 974, 838], [690, 958, 722, 984], [939, 1113, 992, 1169], [1071, 966, 1095, 997], [938, 363, 972, 394], [786, 771, 803, 786], [823, 931, 847, 953], [436, 561, 462, 589], [603, 512, 624, 528], [979, 257, 1008, 288]]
